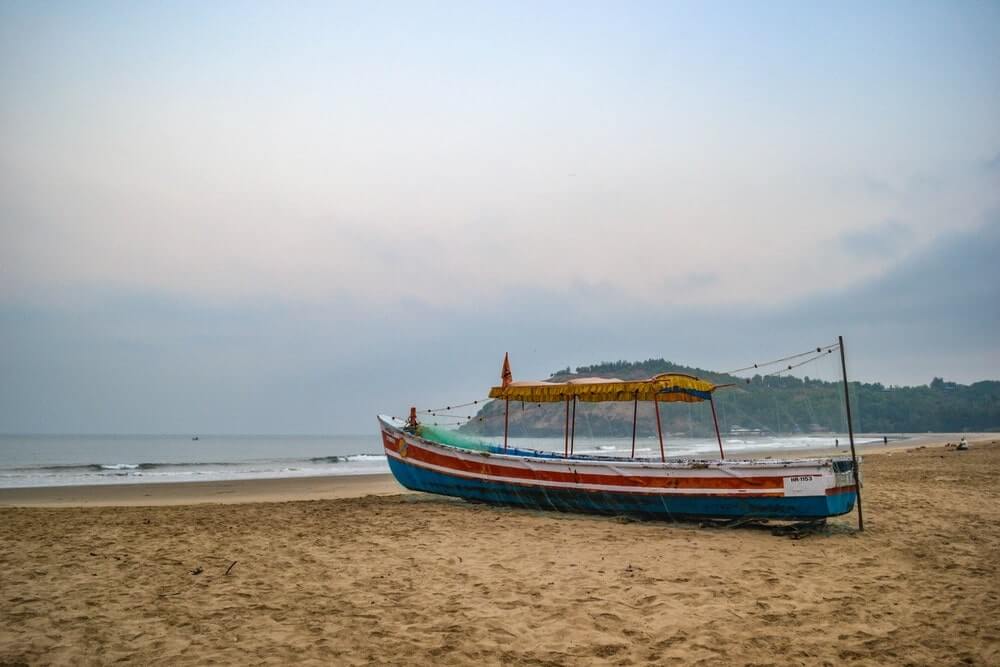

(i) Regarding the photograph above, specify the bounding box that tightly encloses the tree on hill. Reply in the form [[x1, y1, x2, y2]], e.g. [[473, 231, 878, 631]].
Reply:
[[458, 359, 1000, 437]]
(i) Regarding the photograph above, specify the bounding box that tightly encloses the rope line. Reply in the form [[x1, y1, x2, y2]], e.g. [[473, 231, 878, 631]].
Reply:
[[415, 399, 484, 414], [724, 342, 839, 375], [755, 348, 837, 379], [416, 401, 552, 427]]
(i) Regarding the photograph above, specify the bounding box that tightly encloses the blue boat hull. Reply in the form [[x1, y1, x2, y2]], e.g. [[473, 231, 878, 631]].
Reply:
[[388, 456, 856, 521]]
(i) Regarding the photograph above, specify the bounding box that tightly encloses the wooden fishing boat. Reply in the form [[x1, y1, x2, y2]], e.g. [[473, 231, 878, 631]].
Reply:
[[378, 364, 861, 521]]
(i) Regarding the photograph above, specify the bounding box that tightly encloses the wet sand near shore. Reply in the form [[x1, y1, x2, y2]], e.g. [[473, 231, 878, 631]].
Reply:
[[1, 438, 998, 665], [0, 473, 402, 507]]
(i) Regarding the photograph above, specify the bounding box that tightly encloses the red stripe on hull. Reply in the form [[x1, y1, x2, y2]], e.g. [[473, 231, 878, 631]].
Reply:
[[384, 432, 790, 491]]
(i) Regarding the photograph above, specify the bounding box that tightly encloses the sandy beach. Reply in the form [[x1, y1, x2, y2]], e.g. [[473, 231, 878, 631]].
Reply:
[[2, 438, 998, 665]]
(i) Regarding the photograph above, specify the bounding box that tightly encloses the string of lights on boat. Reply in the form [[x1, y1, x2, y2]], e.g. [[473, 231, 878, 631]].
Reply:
[[397, 341, 844, 426]]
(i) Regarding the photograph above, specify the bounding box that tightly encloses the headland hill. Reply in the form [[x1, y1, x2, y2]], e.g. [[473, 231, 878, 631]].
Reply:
[[458, 358, 1000, 438]]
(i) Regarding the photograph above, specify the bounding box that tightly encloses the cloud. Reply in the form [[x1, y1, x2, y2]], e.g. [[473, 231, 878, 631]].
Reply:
[[772, 216, 1000, 382], [836, 220, 914, 258], [663, 272, 720, 292], [2, 218, 998, 433], [2, 3, 999, 432]]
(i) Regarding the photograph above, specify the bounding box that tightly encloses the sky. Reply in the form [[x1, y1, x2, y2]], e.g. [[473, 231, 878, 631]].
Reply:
[[1, 1, 999, 434]]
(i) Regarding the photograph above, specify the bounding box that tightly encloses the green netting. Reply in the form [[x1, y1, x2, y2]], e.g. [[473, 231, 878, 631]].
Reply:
[[419, 425, 497, 453]]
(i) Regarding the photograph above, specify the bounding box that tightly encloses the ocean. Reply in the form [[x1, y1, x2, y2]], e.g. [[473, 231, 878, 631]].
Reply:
[[0, 431, 887, 489], [0, 434, 386, 489]]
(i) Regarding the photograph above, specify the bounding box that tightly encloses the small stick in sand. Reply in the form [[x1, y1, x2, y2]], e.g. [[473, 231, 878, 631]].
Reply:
[[225, 561, 238, 576]]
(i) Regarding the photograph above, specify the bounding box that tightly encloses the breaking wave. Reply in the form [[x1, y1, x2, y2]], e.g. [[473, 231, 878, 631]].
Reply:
[[7, 455, 387, 475]]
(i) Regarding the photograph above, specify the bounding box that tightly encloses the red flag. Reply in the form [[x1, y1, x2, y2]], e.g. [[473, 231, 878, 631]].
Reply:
[[501, 352, 513, 388]]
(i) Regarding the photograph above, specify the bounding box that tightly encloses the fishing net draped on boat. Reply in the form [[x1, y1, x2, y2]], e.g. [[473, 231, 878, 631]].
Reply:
[[418, 424, 497, 453]]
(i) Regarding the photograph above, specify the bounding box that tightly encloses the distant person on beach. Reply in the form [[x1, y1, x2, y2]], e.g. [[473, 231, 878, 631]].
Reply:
[[957, 437, 968, 451], [884, 436, 888, 445], [835, 438, 839, 448]]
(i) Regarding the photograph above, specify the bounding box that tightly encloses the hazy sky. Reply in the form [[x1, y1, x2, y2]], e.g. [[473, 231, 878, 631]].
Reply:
[[2, 2, 999, 433]]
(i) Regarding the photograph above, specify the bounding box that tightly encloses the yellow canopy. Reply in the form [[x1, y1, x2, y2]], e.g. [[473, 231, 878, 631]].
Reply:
[[488, 373, 718, 403]]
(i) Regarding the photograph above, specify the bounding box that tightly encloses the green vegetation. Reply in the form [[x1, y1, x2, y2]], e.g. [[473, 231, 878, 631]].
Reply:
[[458, 359, 1000, 437]]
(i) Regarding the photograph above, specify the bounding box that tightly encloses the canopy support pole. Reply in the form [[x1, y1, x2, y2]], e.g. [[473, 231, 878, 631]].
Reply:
[[710, 396, 725, 460], [654, 397, 665, 463], [570, 396, 577, 455], [504, 398, 509, 451], [839, 335, 864, 532], [563, 397, 570, 457], [630, 391, 638, 459]]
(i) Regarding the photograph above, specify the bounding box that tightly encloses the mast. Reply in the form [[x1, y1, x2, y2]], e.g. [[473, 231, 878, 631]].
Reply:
[[838, 335, 864, 532], [563, 396, 570, 457], [654, 396, 665, 462], [501, 352, 513, 451], [630, 391, 638, 459], [710, 395, 725, 459], [503, 398, 509, 451], [570, 396, 577, 455]]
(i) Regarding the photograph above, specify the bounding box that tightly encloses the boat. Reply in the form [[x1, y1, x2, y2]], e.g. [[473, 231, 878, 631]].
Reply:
[[378, 359, 861, 522]]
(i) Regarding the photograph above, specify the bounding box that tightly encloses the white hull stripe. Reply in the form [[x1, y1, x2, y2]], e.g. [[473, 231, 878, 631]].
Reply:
[[386, 448, 788, 498]]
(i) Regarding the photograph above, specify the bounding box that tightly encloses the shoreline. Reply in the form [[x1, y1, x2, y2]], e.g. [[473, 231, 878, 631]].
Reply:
[[0, 434, 990, 508], [0, 473, 403, 507]]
